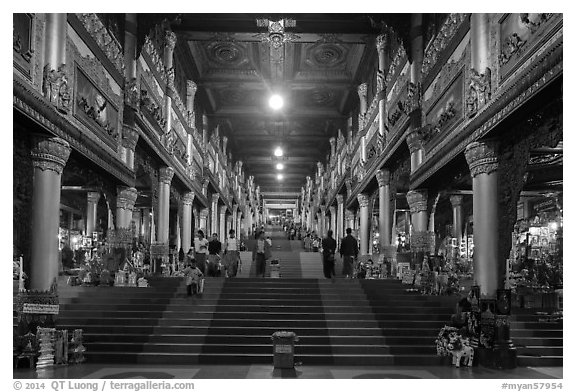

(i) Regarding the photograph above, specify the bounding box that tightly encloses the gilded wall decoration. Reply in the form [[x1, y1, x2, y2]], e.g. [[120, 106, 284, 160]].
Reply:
[[13, 13, 34, 79], [143, 35, 167, 85], [139, 80, 166, 134], [385, 44, 407, 86], [498, 13, 560, 82], [466, 67, 492, 118], [76, 14, 125, 76], [421, 13, 468, 80], [424, 72, 464, 144], [43, 65, 71, 114]]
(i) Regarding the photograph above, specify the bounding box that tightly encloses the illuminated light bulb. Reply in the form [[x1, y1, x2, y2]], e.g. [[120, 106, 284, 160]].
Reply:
[[269, 94, 284, 110], [274, 147, 284, 157], [276, 163, 284, 170], [277, 173, 284, 180]]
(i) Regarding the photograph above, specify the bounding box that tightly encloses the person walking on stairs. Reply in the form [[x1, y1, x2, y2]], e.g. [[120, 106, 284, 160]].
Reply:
[[194, 230, 209, 274], [322, 230, 337, 281], [223, 229, 241, 278], [340, 228, 358, 278], [183, 259, 204, 296], [253, 231, 272, 277], [207, 233, 222, 277]]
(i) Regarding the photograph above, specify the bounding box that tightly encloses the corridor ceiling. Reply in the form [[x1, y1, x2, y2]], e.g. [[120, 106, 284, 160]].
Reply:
[[168, 14, 412, 195]]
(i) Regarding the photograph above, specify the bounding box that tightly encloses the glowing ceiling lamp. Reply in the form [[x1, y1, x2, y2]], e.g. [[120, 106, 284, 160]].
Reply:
[[276, 163, 284, 170], [277, 173, 284, 180], [274, 147, 284, 157], [269, 94, 284, 110]]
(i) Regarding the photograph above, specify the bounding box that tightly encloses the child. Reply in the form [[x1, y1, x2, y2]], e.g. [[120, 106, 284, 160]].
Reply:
[[183, 260, 204, 296]]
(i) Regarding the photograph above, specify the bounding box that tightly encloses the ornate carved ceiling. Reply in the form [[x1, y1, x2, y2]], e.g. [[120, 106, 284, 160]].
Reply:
[[173, 14, 406, 193]]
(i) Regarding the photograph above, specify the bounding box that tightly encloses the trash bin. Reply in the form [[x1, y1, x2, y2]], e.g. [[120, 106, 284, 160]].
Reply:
[[270, 259, 280, 279], [271, 331, 298, 369]]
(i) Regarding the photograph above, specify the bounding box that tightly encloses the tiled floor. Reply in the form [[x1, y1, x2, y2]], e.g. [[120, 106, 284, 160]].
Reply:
[[14, 364, 563, 379]]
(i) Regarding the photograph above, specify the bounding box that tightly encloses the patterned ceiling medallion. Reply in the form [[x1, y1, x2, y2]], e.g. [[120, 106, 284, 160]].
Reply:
[[306, 89, 336, 106], [204, 41, 248, 67], [306, 43, 348, 68]]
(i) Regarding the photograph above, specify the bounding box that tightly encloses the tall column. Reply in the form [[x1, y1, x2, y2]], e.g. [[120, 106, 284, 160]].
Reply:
[[465, 141, 500, 297], [199, 208, 208, 233], [471, 14, 490, 72], [193, 206, 199, 233], [376, 33, 388, 141], [410, 14, 424, 84], [163, 30, 177, 135], [407, 189, 429, 253], [346, 210, 355, 233], [357, 83, 368, 130], [116, 186, 138, 229], [210, 194, 219, 236], [122, 14, 139, 168], [29, 136, 71, 291], [42, 14, 69, 113], [219, 206, 227, 241], [157, 167, 174, 245], [357, 194, 370, 256], [406, 130, 424, 172], [142, 208, 151, 244], [329, 137, 336, 160], [376, 169, 391, 249], [86, 191, 101, 237], [450, 195, 465, 246], [336, 195, 344, 243], [318, 205, 326, 238], [121, 126, 139, 170], [181, 192, 194, 253], [232, 204, 238, 234]]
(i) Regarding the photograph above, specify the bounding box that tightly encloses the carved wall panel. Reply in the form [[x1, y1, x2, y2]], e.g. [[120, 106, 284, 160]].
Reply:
[[424, 73, 464, 145], [497, 13, 561, 83], [139, 78, 165, 137], [67, 35, 122, 152], [13, 13, 34, 80]]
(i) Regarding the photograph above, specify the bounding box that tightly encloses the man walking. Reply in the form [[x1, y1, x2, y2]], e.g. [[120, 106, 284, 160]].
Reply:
[[322, 230, 337, 281], [339, 228, 358, 278]]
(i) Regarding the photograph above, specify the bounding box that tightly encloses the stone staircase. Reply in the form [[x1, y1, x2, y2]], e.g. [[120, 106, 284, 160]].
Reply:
[[511, 310, 563, 366]]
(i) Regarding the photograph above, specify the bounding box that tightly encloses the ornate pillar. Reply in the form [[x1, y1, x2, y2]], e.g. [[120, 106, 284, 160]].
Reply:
[[318, 205, 326, 238], [450, 195, 465, 246], [329, 206, 336, 234], [157, 167, 174, 246], [202, 114, 209, 147], [465, 141, 500, 297], [163, 30, 177, 135], [219, 205, 227, 241], [329, 137, 336, 160], [407, 189, 430, 253], [346, 209, 356, 233], [116, 186, 138, 230], [376, 33, 388, 142], [469, 14, 492, 118], [86, 191, 101, 237], [376, 169, 392, 249], [410, 14, 424, 84], [406, 130, 424, 172], [357, 194, 370, 256], [181, 192, 195, 253], [42, 14, 69, 114], [357, 83, 368, 130], [193, 206, 199, 233], [336, 195, 344, 243], [210, 193, 219, 236], [121, 125, 139, 170], [29, 136, 71, 291], [232, 204, 239, 234], [199, 208, 209, 233]]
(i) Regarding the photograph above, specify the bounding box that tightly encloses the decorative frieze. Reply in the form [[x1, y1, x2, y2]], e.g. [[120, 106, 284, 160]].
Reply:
[[465, 140, 499, 178], [116, 186, 138, 211], [124, 77, 139, 110], [140, 87, 166, 129], [158, 166, 175, 184], [336, 194, 344, 205], [421, 13, 468, 80], [406, 189, 428, 214], [143, 35, 167, 85], [31, 136, 71, 175], [376, 169, 390, 187], [76, 14, 125, 76], [42, 65, 71, 114], [406, 129, 425, 153], [385, 44, 407, 86]]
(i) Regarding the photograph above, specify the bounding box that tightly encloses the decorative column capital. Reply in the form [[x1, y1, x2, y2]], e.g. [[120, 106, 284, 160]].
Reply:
[[406, 189, 428, 214], [159, 166, 175, 184], [406, 129, 424, 154], [187, 80, 197, 95], [336, 194, 344, 205], [465, 140, 499, 178], [199, 208, 209, 219], [319, 204, 326, 213], [165, 30, 177, 52], [345, 210, 355, 221], [31, 136, 71, 175], [376, 33, 388, 53], [376, 169, 390, 187], [329, 137, 336, 148], [449, 194, 464, 208], [122, 125, 140, 151], [357, 193, 370, 208], [329, 206, 336, 215], [211, 193, 220, 204], [219, 205, 227, 215], [87, 191, 101, 204], [232, 203, 239, 213], [116, 186, 138, 211], [182, 191, 195, 206], [357, 83, 368, 99], [202, 178, 209, 195]]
